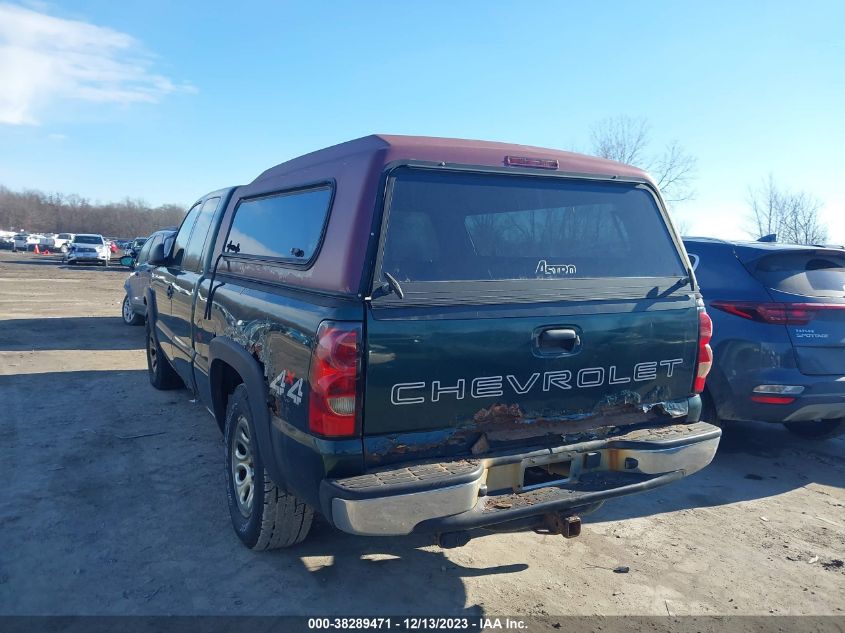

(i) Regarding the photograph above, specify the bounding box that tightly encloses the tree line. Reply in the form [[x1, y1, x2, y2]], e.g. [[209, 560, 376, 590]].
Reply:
[[0, 186, 186, 238]]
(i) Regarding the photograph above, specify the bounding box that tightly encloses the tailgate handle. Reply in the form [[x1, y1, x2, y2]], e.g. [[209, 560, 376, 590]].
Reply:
[[539, 328, 580, 352]]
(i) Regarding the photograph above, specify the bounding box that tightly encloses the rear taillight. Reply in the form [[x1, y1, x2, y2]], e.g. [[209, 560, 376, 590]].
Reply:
[[308, 321, 361, 437], [710, 301, 845, 326], [693, 308, 713, 394]]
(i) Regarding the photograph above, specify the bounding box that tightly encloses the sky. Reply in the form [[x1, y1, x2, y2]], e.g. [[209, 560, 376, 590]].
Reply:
[[0, 1, 843, 241]]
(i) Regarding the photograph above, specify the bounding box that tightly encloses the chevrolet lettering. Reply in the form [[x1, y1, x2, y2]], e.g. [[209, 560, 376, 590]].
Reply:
[[391, 360, 685, 405]]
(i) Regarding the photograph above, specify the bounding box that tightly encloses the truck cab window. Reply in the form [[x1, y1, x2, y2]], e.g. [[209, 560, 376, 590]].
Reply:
[[183, 197, 221, 273], [171, 203, 202, 268]]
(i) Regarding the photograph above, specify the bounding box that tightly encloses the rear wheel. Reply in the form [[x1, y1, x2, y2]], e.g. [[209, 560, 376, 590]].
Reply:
[[784, 419, 845, 440], [700, 391, 722, 428], [224, 384, 313, 549], [122, 294, 144, 326], [145, 321, 182, 389]]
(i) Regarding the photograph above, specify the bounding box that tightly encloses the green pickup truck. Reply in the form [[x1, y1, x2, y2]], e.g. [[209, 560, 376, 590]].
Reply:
[[142, 134, 720, 549]]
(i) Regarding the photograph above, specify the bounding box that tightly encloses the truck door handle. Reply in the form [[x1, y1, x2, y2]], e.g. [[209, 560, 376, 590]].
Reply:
[[538, 328, 580, 352], [166, 285, 174, 299]]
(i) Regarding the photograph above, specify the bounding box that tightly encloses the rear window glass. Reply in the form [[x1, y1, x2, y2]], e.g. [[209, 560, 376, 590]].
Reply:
[[73, 235, 103, 245], [380, 169, 684, 283], [226, 187, 332, 263], [752, 252, 845, 298]]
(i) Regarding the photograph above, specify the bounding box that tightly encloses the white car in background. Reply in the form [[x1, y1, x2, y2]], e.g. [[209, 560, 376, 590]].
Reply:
[[52, 233, 75, 253], [12, 233, 29, 251], [33, 234, 55, 249], [12, 233, 49, 251], [65, 234, 111, 265]]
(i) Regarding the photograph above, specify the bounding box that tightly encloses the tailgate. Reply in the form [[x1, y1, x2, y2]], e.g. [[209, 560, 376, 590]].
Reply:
[[365, 301, 698, 435], [362, 166, 697, 465]]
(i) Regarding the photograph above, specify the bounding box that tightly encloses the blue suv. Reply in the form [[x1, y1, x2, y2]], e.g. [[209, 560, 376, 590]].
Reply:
[[684, 237, 845, 439]]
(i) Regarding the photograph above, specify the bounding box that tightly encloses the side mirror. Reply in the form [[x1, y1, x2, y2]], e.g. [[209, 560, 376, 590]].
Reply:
[[148, 243, 168, 266], [119, 255, 135, 268]]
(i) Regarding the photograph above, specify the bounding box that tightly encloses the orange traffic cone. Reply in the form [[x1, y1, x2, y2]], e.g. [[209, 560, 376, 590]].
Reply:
[[34, 244, 40, 254], [42, 248, 51, 255]]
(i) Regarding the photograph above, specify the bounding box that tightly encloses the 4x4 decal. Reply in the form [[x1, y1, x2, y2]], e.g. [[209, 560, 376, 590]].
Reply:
[[270, 369, 304, 405]]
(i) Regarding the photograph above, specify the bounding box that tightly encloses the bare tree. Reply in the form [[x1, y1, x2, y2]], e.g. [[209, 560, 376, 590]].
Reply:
[[590, 116, 697, 204], [747, 175, 827, 245], [590, 116, 650, 166], [748, 174, 781, 239]]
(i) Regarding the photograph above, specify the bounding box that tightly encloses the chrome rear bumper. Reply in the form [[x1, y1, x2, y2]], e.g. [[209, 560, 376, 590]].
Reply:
[[324, 421, 721, 536]]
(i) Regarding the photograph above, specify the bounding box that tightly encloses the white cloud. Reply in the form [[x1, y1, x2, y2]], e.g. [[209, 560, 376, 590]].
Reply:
[[0, 2, 194, 124]]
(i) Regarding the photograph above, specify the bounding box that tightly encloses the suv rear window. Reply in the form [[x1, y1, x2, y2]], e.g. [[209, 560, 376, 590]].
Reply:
[[380, 169, 684, 283], [751, 251, 845, 298], [73, 235, 103, 245]]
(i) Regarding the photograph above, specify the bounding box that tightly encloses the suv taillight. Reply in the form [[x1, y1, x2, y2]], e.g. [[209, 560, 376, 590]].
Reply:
[[308, 321, 361, 437], [693, 308, 713, 394], [710, 301, 845, 326]]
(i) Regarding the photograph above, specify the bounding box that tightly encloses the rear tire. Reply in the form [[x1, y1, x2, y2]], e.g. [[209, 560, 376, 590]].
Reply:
[[700, 391, 722, 428], [145, 321, 182, 390], [784, 419, 845, 440], [122, 294, 144, 326], [224, 384, 313, 549]]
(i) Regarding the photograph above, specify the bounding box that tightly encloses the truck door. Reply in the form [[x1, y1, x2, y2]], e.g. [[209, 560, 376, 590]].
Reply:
[[152, 202, 201, 363], [166, 197, 222, 386]]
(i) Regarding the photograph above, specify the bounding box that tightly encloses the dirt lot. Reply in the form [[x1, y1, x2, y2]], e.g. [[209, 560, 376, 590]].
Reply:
[[0, 250, 843, 618]]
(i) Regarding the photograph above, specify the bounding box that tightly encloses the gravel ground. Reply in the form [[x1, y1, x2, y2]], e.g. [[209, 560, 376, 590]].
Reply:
[[0, 250, 843, 619]]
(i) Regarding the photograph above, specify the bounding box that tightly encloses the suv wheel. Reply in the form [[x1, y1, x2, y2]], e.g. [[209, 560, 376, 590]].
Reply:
[[224, 384, 313, 549], [145, 321, 182, 389], [122, 294, 144, 326], [784, 419, 845, 440]]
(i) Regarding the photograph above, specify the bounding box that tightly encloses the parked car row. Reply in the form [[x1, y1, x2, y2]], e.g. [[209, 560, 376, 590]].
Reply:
[[1, 231, 141, 256], [1, 229, 159, 263]]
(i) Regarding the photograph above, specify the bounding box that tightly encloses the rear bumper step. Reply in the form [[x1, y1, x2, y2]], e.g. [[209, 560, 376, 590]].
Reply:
[[321, 421, 721, 536]]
